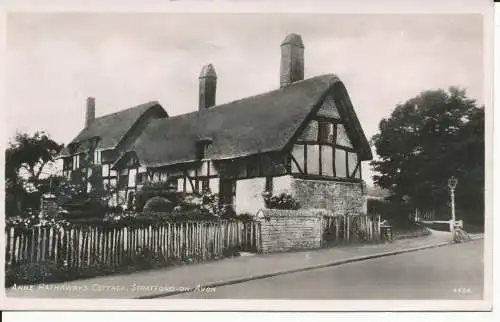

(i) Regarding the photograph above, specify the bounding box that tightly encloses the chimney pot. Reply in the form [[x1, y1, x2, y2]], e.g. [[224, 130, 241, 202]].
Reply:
[[280, 33, 305, 88], [199, 64, 217, 110], [85, 97, 95, 127]]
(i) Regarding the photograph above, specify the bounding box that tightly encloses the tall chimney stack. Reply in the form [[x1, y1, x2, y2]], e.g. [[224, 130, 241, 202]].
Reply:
[[85, 97, 96, 127], [199, 64, 217, 110], [280, 33, 304, 88]]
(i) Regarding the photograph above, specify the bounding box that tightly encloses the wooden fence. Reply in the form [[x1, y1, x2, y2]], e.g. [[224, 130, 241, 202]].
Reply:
[[321, 214, 382, 246], [5, 220, 260, 270], [409, 208, 436, 222]]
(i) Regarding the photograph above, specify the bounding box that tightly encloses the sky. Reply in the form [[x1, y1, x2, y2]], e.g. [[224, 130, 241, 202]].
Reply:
[[5, 13, 484, 184]]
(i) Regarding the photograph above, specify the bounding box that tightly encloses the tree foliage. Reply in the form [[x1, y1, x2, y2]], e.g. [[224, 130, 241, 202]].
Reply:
[[5, 131, 64, 213], [371, 87, 484, 223]]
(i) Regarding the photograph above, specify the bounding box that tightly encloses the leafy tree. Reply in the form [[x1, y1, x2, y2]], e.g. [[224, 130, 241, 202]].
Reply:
[[371, 87, 484, 223], [5, 131, 63, 213]]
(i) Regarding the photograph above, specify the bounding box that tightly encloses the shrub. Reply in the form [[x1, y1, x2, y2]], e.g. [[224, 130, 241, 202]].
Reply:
[[219, 204, 237, 219], [61, 199, 108, 220], [135, 181, 183, 212], [143, 196, 174, 213], [175, 191, 219, 216], [262, 192, 300, 210]]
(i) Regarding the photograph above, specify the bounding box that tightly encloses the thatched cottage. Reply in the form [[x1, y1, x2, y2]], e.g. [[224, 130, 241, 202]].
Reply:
[[58, 33, 372, 215]]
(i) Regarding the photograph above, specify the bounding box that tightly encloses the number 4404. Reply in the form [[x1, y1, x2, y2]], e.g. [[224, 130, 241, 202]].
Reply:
[[453, 288, 472, 294]]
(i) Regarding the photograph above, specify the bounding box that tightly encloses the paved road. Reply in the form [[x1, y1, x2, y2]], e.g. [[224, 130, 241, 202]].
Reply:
[[170, 240, 484, 300]]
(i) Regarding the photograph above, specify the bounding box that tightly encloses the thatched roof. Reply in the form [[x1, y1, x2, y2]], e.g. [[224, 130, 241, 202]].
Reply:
[[118, 74, 372, 168], [59, 101, 167, 157]]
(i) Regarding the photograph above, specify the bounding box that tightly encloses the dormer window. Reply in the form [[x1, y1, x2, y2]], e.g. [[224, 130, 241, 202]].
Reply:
[[196, 137, 213, 160]]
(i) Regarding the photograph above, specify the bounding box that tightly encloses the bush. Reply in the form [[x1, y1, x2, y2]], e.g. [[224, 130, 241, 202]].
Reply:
[[143, 196, 174, 213], [135, 181, 183, 212], [60, 199, 108, 220], [262, 192, 300, 210]]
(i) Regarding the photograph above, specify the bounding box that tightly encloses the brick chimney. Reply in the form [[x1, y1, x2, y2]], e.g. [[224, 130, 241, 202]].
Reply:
[[85, 97, 95, 127], [280, 33, 304, 88], [199, 64, 217, 110]]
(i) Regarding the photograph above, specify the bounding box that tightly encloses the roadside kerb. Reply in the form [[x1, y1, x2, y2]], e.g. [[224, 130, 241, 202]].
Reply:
[[137, 236, 483, 299]]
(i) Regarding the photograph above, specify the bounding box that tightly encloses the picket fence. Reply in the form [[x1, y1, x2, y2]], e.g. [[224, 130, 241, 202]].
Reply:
[[410, 208, 436, 222], [321, 214, 383, 246], [5, 220, 260, 270]]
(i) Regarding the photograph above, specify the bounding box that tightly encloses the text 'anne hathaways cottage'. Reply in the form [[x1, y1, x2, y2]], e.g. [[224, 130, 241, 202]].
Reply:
[[57, 33, 373, 216]]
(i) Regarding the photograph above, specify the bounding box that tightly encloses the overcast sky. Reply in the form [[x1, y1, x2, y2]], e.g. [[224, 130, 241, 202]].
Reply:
[[5, 13, 484, 184]]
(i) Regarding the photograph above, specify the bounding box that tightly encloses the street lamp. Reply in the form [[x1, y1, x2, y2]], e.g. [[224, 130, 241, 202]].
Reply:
[[448, 176, 458, 239]]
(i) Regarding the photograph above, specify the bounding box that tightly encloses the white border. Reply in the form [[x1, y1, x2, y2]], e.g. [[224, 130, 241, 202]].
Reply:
[[0, 0, 495, 313]]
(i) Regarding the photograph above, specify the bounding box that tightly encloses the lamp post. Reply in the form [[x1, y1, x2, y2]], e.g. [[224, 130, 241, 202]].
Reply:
[[448, 176, 458, 240]]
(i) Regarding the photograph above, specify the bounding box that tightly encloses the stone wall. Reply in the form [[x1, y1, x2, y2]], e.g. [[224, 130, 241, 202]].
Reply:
[[256, 209, 323, 253], [272, 175, 364, 216]]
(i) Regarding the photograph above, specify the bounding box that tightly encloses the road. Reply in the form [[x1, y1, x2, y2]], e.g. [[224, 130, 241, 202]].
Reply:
[[169, 239, 484, 300]]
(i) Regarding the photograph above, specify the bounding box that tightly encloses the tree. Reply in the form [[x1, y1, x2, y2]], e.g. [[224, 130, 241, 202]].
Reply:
[[5, 131, 63, 213], [370, 87, 484, 223]]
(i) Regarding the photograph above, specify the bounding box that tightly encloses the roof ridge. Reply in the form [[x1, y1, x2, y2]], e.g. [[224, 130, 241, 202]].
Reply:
[[149, 74, 338, 124], [91, 100, 160, 122]]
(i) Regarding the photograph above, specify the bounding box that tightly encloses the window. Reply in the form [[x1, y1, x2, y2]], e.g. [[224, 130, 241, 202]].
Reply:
[[136, 173, 147, 185], [110, 169, 117, 177], [118, 173, 128, 190], [318, 122, 334, 144], [201, 179, 209, 192]]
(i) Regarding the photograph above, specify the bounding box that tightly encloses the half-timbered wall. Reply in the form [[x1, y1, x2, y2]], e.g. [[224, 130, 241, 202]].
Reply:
[[289, 93, 362, 182]]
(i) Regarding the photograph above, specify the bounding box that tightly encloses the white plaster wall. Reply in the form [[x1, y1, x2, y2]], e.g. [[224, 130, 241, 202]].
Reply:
[[177, 178, 184, 192], [209, 178, 220, 194], [235, 177, 266, 215], [273, 175, 293, 195]]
